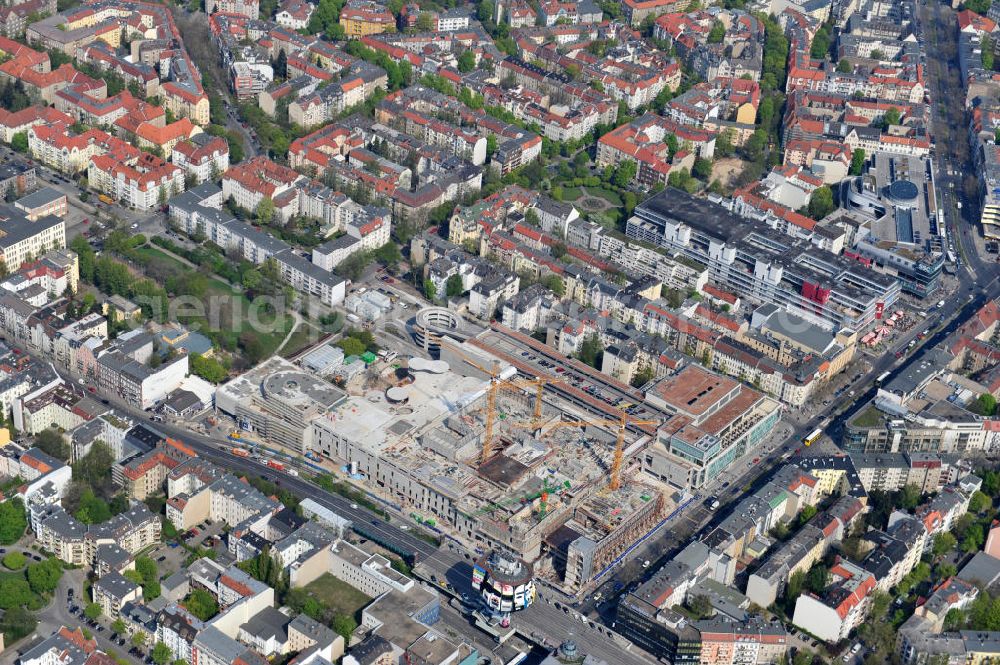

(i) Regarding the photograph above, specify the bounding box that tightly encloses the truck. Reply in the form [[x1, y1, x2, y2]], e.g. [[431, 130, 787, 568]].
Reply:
[[266, 460, 285, 471], [286, 468, 299, 477], [231, 448, 249, 457]]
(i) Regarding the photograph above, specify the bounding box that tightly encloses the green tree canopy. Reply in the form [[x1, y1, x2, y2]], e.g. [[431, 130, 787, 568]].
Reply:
[[457, 50, 476, 72], [416, 11, 435, 30], [182, 589, 218, 621], [707, 21, 725, 43], [255, 197, 275, 224], [577, 334, 603, 368], [336, 336, 366, 357], [970, 490, 993, 514], [692, 158, 712, 180], [34, 429, 70, 461], [0, 499, 27, 545], [933, 532, 958, 557], [0, 578, 32, 610], [26, 558, 62, 595], [445, 274, 464, 298], [2, 552, 25, 570], [978, 393, 998, 416], [849, 148, 865, 175], [10, 132, 27, 153], [152, 642, 172, 665], [807, 186, 835, 220], [190, 354, 228, 384]]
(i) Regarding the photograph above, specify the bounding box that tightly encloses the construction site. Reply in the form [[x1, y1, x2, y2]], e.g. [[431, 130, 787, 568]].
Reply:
[[284, 332, 674, 594]]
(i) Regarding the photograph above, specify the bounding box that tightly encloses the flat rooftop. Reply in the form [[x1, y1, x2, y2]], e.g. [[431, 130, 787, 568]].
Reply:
[[649, 365, 740, 418]]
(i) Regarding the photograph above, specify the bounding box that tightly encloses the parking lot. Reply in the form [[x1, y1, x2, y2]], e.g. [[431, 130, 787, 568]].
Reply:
[[473, 327, 660, 427]]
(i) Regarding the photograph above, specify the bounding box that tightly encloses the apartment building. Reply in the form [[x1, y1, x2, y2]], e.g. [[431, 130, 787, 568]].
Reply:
[[88, 151, 186, 211], [469, 271, 520, 319], [621, 0, 686, 26], [156, 605, 205, 664], [34, 501, 160, 566], [171, 134, 230, 184], [162, 81, 211, 127], [76, 42, 160, 98], [0, 106, 72, 143], [746, 495, 865, 608], [0, 0, 56, 38], [844, 357, 1000, 454], [13, 379, 104, 435], [400, 109, 487, 165], [286, 68, 380, 128], [222, 156, 303, 212], [339, 0, 394, 37], [27, 124, 124, 174], [92, 572, 142, 618], [696, 619, 787, 665], [792, 559, 877, 643], [653, 10, 764, 82], [206, 0, 259, 16], [115, 438, 198, 500], [170, 184, 347, 306], [276, 0, 314, 28], [311, 211, 392, 271], [96, 343, 189, 410], [0, 203, 66, 271], [328, 539, 415, 598], [166, 469, 280, 530], [18, 627, 97, 665], [598, 114, 716, 186]]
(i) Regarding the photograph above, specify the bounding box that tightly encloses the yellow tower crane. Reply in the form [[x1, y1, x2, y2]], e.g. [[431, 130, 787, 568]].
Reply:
[[515, 411, 659, 491], [436, 336, 560, 465]]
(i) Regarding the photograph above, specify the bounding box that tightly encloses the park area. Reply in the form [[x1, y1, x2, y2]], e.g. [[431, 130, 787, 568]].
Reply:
[[559, 186, 623, 212], [129, 244, 296, 362]]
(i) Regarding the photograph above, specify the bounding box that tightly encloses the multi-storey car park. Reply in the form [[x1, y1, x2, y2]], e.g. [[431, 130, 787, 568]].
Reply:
[[627, 187, 902, 332]]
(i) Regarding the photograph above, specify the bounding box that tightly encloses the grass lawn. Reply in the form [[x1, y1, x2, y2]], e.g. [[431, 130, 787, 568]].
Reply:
[[280, 322, 320, 358], [561, 186, 584, 201], [304, 573, 372, 619], [851, 406, 883, 428], [585, 186, 623, 207], [131, 245, 293, 357]]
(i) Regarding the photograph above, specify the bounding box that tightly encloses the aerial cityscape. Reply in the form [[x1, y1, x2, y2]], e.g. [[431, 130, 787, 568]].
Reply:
[[0, 0, 997, 662]]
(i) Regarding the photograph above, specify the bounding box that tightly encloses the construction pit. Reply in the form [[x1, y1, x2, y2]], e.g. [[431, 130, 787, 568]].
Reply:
[[306, 337, 674, 593]]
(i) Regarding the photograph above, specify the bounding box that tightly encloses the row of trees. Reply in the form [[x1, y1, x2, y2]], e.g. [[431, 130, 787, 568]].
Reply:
[[190, 354, 229, 384], [336, 327, 379, 357], [0, 500, 26, 546], [123, 556, 161, 602], [70, 236, 170, 322]]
